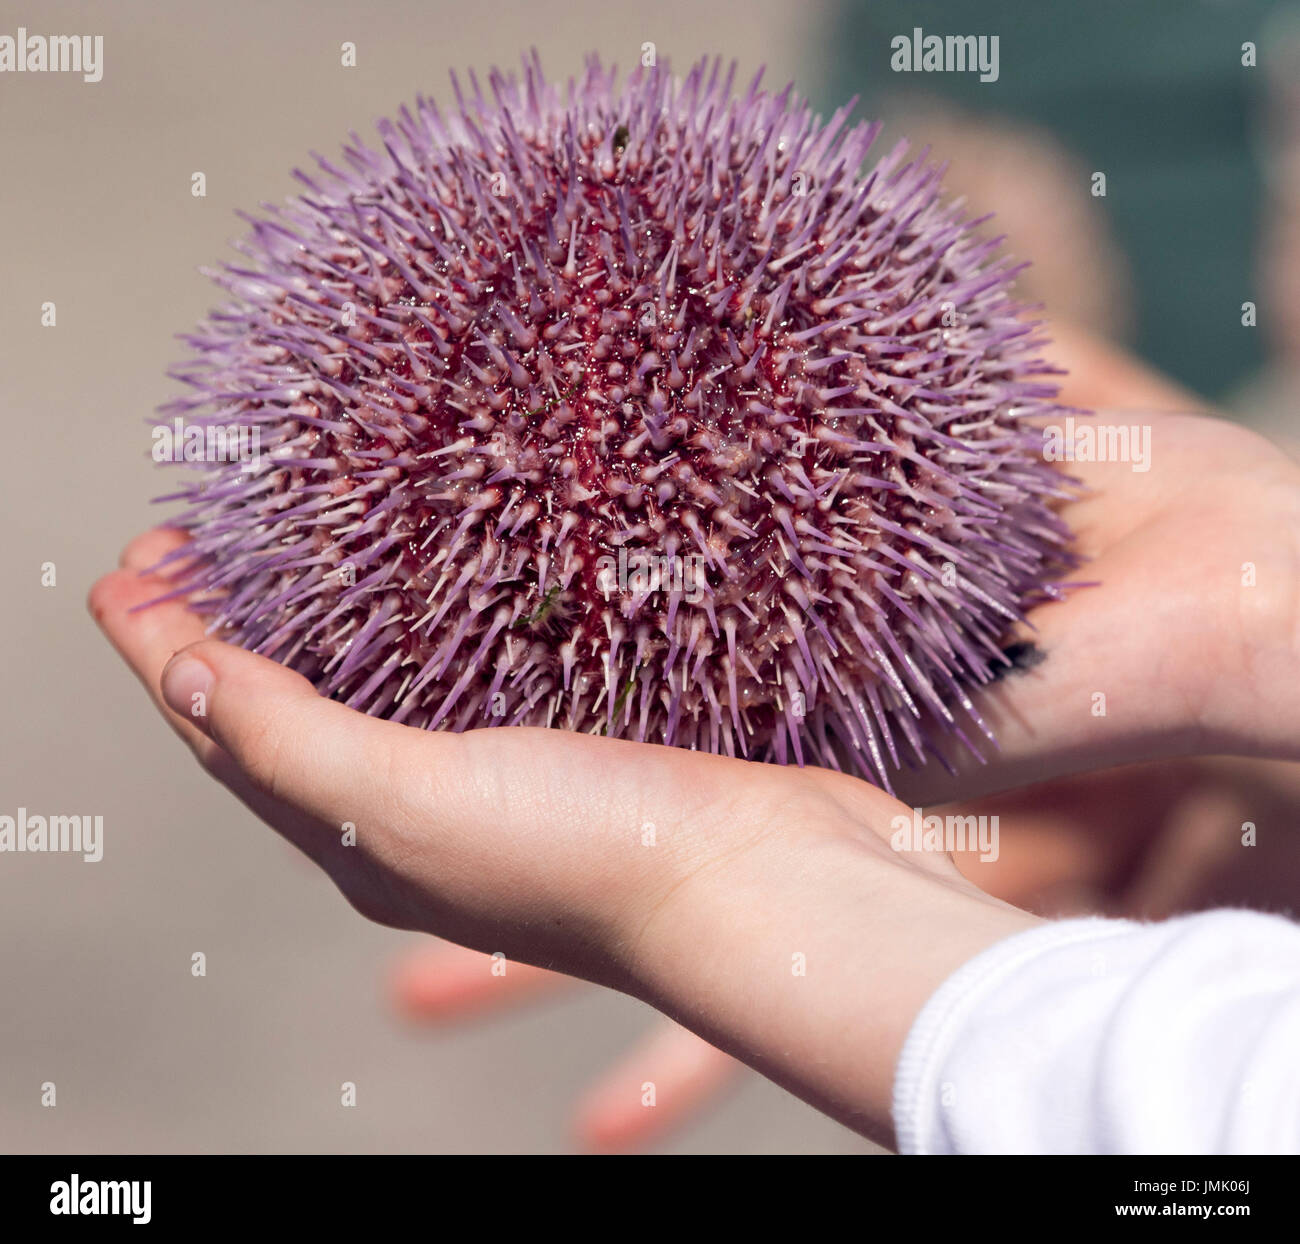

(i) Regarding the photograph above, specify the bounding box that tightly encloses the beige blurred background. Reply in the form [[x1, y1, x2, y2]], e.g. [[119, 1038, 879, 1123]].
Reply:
[[0, 0, 879, 1153]]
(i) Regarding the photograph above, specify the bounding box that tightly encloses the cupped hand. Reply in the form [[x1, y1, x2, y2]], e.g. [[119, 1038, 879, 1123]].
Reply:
[[89, 529, 901, 968], [90, 531, 1033, 1146], [88, 326, 1300, 1148]]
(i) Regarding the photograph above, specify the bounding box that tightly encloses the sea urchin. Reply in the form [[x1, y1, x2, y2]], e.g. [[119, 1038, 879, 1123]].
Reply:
[[152, 53, 1075, 790]]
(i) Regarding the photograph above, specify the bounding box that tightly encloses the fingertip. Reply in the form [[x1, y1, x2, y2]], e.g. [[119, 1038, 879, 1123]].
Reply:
[[572, 1068, 663, 1153], [87, 571, 119, 625], [573, 1094, 652, 1154], [119, 526, 192, 572], [160, 646, 216, 732], [389, 948, 452, 1017], [390, 945, 566, 1021], [87, 564, 173, 631], [572, 1025, 737, 1152]]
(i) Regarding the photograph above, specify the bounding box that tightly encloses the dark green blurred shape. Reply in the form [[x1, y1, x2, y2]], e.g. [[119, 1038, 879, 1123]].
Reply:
[[822, 0, 1287, 399]]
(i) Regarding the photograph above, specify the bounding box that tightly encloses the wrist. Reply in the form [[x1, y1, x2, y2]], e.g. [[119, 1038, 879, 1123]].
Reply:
[[612, 813, 1042, 1146]]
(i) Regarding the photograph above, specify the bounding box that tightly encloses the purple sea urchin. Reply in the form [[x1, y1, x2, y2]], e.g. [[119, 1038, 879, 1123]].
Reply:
[[153, 54, 1075, 790]]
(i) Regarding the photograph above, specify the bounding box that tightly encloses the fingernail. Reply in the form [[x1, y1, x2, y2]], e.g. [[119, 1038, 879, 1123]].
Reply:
[[161, 653, 215, 730]]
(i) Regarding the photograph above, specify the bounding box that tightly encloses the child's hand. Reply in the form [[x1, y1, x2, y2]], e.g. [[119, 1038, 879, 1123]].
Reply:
[[87, 325, 1300, 1147], [90, 528, 1035, 1146]]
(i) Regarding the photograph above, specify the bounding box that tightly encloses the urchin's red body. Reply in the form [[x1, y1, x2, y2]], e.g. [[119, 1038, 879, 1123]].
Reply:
[[155, 55, 1073, 789]]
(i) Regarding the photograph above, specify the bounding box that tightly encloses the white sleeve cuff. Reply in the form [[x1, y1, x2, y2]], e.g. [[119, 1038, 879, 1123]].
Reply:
[[892, 911, 1300, 1154]]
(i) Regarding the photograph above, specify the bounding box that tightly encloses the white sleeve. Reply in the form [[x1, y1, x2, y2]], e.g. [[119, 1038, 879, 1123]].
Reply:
[[892, 910, 1300, 1154]]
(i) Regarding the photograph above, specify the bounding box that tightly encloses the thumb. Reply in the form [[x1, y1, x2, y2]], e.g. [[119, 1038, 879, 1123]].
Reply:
[[157, 638, 654, 968], [159, 638, 445, 831]]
